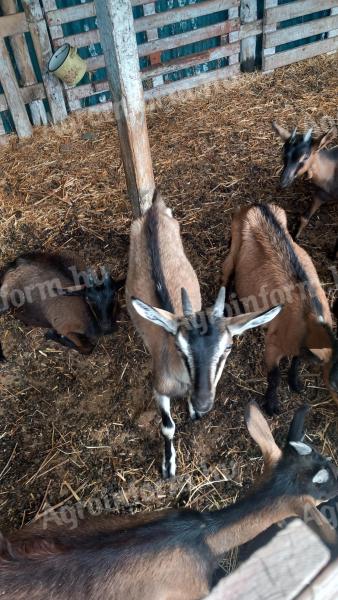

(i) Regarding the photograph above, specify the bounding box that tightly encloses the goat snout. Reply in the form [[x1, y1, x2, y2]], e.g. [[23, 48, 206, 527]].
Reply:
[[280, 170, 294, 188], [192, 396, 214, 417]]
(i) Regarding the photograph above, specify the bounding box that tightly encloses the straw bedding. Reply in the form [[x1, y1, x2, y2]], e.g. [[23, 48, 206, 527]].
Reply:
[[0, 53, 337, 573]]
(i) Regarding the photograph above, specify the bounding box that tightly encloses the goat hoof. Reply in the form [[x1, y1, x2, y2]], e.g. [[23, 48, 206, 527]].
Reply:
[[263, 399, 281, 417], [162, 467, 176, 480], [289, 379, 304, 394]]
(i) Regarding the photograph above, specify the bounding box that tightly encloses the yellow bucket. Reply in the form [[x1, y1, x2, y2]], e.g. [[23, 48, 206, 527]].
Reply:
[[48, 43, 86, 87]]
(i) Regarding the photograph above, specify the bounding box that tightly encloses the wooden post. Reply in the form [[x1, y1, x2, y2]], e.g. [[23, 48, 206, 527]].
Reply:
[[94, 0, 155, 217], [240, 0, 257, 72], [22, 0, 67, 124], [262, 0, 278, 72], [0, 0, 48, 125], [0, 38, 32, 137]]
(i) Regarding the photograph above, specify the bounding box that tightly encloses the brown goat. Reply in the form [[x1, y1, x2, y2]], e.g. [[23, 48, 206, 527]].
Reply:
[[0, 403, 337, 600], [222, 203, 338, 415], [272, 123, 338, 237], [0, 252, 124, 356], [126, 194, 281, 477]]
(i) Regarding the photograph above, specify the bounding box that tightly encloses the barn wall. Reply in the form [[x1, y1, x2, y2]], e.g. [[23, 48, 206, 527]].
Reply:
[[0, 0, 337, 137]]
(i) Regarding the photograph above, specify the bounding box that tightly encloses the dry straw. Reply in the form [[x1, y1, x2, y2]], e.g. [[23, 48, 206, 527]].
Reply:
[[0, 54, 337, 574]]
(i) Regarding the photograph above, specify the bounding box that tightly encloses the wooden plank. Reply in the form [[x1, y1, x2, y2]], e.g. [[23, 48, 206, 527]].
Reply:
[[0, 83, 46, 112], [138, 19, 240, 58], [1, 0, 48, 126], [134, 0, 239, 33], [239, 18, 263, 40], [86, 54, 106, 72], [206, 520, 330, 600], [328, 6, 338, 38], [144, 63, 240, 100], [40, 0, 63, 39], [94, 0, 155, 217], [66, 80, 109, 102], [0, 12, 28, 37], [297, 558, 338, 600], [143, 3, 164, 88], [131, 0, 169, 5], [54, 29, 100, 49], [141, 43, 240, 80], [265, 0, 338, 26], [0, 38, 32, 137], [46, 2, 96, 27], [265, 14, 338, 47], [22, 0, 67, 124], [240, 0, 257, 72], [74, 100, 113, 115], [264, 34, 338, 70]]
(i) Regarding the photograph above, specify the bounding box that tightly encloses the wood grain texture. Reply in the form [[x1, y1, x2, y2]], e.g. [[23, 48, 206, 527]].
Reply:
[[0, 38, 32, 137], [206, 520, 330, 600], [94, 0, 155, 217]]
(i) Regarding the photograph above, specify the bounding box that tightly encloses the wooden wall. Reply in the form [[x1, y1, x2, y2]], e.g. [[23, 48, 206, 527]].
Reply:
[[0, 0, 338, 140]]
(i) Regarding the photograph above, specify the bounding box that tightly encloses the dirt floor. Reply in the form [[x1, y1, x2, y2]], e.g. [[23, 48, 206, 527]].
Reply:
[[0, 54, 337, 569]]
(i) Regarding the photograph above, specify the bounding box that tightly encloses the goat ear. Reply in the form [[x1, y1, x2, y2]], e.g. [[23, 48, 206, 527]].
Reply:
[[316, 126, 337, 151], [287, 405, 309, 443], [226, 304, 282, 337], [245, 401, 282, 466], [131, 297, 178, 335], [272, 121, 291, 141]]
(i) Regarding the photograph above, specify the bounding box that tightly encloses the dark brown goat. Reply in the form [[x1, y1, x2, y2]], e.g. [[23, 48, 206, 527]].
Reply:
[[0, 404, 337, 600], [0, 252, 124, 356], [222, 203, 338, 415], [272, 122, 338, 237]]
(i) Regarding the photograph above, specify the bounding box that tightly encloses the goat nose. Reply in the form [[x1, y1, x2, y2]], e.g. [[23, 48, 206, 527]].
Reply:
[[194, 399, 213, 416]]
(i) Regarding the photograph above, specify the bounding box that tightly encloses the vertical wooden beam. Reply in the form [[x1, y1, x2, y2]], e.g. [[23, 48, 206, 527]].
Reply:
[[262, 0, 278, 72], [0, 38, 32, 137], [240, 0, 257, 72], [144, 3, 164, 88], [1, 0, 48, 126], [94, 0, 155, 217], [22, 0, 67, 124], [228, 6, 240, 67]]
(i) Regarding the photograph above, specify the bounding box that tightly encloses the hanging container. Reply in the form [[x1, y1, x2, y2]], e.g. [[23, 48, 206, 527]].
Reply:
[[48, 43, 86, 87]]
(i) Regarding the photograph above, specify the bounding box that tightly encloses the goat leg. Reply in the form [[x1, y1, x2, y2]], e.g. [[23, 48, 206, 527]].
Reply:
[[264, 366, 281, 416], [295, 193, 325, 238], [155, 391, 176, 478], [0, 342, 6, 362], [45, 329, 77, 350], [288, 356, 304, 393]]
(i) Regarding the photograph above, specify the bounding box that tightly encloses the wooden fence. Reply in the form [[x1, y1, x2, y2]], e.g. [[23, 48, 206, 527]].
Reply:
[[0, 0, 338, 141], [0, 0, 67, 142]]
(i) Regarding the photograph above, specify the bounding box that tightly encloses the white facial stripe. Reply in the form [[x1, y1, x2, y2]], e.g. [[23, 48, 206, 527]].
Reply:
[[209, 333, 232, 389], [177, 331, 194, 378]]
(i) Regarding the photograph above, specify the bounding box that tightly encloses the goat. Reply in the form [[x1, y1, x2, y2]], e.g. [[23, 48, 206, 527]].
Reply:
[[0, 403, 337, 600], [272, 122, 338, 238], [0, 252, 124, 357], [126, 194, 281, 477], [222, 203, 338, 416]]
